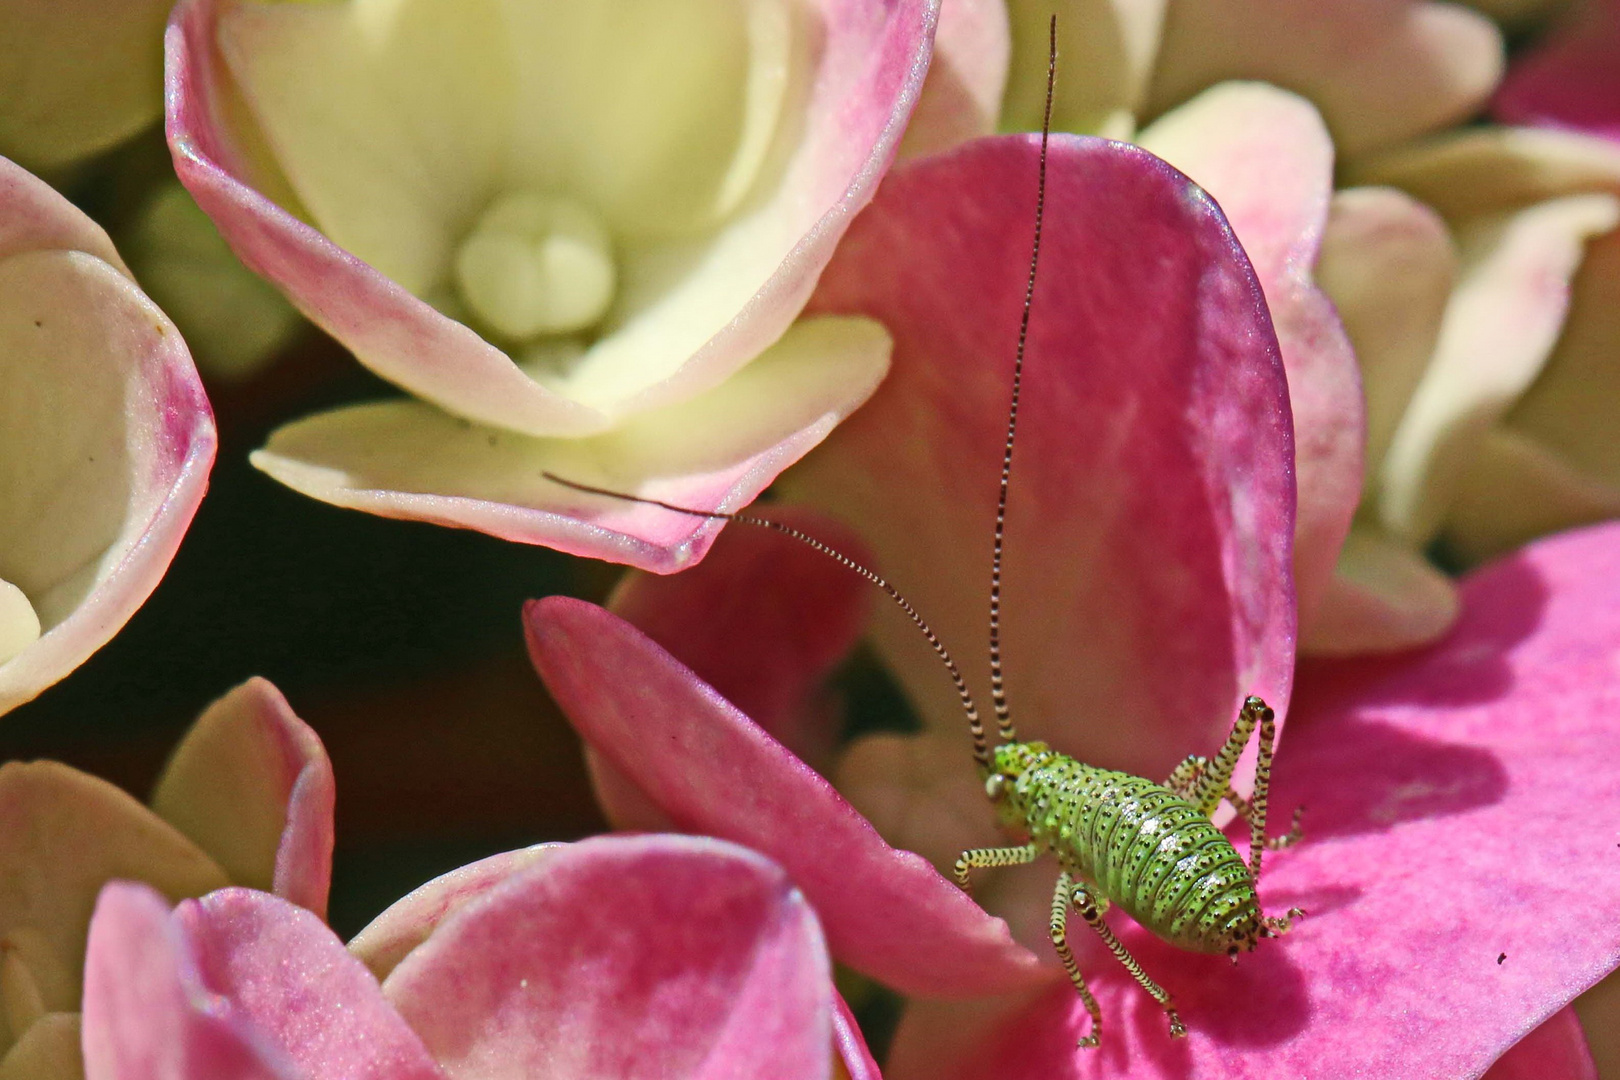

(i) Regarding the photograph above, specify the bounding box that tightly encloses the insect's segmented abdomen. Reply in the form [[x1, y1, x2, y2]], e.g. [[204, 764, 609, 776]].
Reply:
[[1018, 754, 1258, 953]]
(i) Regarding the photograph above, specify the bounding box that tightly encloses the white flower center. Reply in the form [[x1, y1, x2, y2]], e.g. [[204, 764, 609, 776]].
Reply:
[[453, 192, 617, 342], [0, 578, 40, 666]]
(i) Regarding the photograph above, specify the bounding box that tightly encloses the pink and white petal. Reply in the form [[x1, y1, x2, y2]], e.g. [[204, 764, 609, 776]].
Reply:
[[834, 993, 882, 1080], [1350, 127, 1620, 221], [790, 134, 1296, 784], [609, 505, 872, 766], [0, 246, 214, 715], [0, 158, 127, 272], [1146, 0, 1503, 157], [1139, 83, 1362, 638], [382, 834, 833, 1080], [1494, 0, 1620, 144], [0, 1013, 81, 1080], [180, 889, 443, 1080], [1444, 428, 1620, 564], [1484, 1007, 1597, 1080], [1001, 0, 1167, 138], [901, 0, 1009, 157], [81, 883, 289, 1080], [150, 679, 334, 919], [1315, 187, 1458, 479], [0, 0, 171, 172], [1375, 193, 1620, 547], [525, 597, 1045, 997], [250, 315, 888, 572], [892, 521, 1620, 1079], [346, 844, 562, 982], [1301, 526, 1460, 655], [0, 762, 226, 1017]]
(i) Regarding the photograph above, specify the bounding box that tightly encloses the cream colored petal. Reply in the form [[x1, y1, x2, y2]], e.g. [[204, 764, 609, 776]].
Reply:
[[901, 0, 1010, 157], [1444, 427, 1620, 564], [1350, 126, 1620, 221], [1147, 0, 1503, 156], [0, 0, 170, 171], [0, 763, 226, 1027], [0, 1013, 80, 1080], [1317, 186, 1459, 478], [218, 0, 513, 295], [1001, 0, 1166, 137], [1301, 526, 1460, 655], [251, 316, 890, 571], [1376, 193, 1620, 545]]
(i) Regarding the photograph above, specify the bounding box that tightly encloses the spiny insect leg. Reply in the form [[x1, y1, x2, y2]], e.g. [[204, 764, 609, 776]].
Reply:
[[1163, 754, 1207, 797], [1070, 881, 1186, 1040], [1261, 907, 1307, 938], [1049, 872, 1103, 1049], [953, 842, 1039, 895], [1190, 695, 1271, 818], [1225, 791, 1305, 850], [1243, 698, 1282, 890]]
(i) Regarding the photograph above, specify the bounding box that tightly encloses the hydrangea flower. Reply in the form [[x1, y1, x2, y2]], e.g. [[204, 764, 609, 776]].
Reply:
[[166, 0, 941, 571], [0, 155, 214, 716], [81, 834, 880, 1080], [0, 678, 332, 1075], [1494, 0, 1620, 143]]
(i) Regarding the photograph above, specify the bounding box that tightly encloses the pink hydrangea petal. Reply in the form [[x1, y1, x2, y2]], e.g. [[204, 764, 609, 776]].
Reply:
[[151, 679, 334, 919], [248, 315, 888, 571], [80, 883, 289, 1080], [167, 0, 936, 431], [789, 133, 1296, 785], [1575, 970, 1620, 1077], [382, 834, 834, 1080], [181, 889, 443, 1080], [0, 163, 215, 716], [1139, 83, 1363, 640], [609, 505, 872, 766], [1146, 0, 1503, 156], [1494, 0, 1620, 144], [889, 521, 1620, 1078], [346, 844, 563, 981], [1484, 1007, 1596, 1080], [833, 992, 882, 1080], [0, 763, 227, 1016], [525, 596, 1045, 997], [901, 0, 1008, 157], [1300, 527, 1460, 656]]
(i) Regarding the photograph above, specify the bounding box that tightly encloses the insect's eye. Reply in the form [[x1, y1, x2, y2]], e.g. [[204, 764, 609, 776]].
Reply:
[[984, 773, 1008, 800]]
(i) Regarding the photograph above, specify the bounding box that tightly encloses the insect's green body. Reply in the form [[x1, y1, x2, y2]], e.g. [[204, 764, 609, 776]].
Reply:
[[989, 741, 1262, 955]]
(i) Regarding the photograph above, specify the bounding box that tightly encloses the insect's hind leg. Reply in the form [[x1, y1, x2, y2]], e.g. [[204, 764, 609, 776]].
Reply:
[[1071, 880, 1185, 1040], [1049, 872, 1103, 1048], [953, 842, 1039, 894], [1226, 790, 1305, 851]]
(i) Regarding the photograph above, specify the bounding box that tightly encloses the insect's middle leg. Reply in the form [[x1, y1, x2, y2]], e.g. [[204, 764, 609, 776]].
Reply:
[[953, 842, 1039, 894], [1049, 871, 1102, 1049], [1071, 880, 1185, 1040]]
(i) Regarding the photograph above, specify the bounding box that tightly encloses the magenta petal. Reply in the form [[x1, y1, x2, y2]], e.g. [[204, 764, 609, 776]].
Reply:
[[792, 133, 1297, 782], [1494, 0, 1620, 144], [1483, 1007, 1596, 1080], [609, 505, 872, 765], [834, 991, 882, 1080], [181, 889, 443, 1080], [80, 883, 288, 1080], [525, 596, 1045, 997], [382, 834, 833, 1080], [891, 521, 1620, 1079]]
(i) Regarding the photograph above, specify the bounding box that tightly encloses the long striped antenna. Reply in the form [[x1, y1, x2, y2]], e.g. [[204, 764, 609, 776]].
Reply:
[[987, 14, 1056, 746], [542, 473, 995, 767]]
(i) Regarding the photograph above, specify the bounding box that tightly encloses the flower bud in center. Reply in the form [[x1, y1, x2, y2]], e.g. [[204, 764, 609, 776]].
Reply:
[[0, 578, 40, 665], [453, 192, 617, 341]]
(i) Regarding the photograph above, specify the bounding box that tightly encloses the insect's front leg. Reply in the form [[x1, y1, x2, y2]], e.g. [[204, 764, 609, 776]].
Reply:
[[1070, 880, 1186, 1040], [953, 841, 1039, 895], [1048, 871, 1103, 1048]]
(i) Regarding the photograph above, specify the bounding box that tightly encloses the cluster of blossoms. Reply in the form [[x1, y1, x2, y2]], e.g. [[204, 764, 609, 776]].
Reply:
[[3, 0, 1620, 1078]]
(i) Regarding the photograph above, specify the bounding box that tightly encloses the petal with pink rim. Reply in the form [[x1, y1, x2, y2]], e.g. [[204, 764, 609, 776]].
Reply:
[[166, 0, 937, 433], [525, 596, 1046, 997], [0, 762, 226, 1031], [0, 160, 215, 716], [1145, 0, 1503, 156], [383, 834, 835, 1080], [1000, 0, 1167, 138], [80, 884, 288, 1080], [1493, 0, 1620, 145], [248, 315, 889, 572], [884, 521, 1620, 1078], [1483, 1007, 1597, 1080], [1300, 527, 1459, 657], [786, 133, 1296, 786], [151, 678, 336, 919], [1138, 82, 1363, 642], [900, 0, 1009, 157]]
